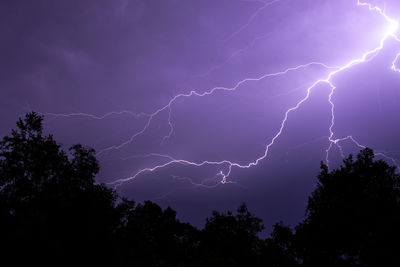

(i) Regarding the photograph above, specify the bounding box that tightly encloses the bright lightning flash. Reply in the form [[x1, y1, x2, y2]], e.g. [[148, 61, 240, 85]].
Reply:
[[387, 20, 398, 36], [46, 0, 400, 188]]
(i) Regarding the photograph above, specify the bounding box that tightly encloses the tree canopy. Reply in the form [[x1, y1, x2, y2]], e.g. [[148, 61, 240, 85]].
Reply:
[[0, 112, 118, 264], [1, 112, 399, 266], [296, 149, 400, 267]]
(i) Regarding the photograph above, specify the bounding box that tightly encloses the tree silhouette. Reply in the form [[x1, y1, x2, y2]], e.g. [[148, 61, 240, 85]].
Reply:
[[196, 203, 265, 266], [295, 148, 400, 267], [2, 113, 400, 266], [261, 221, 299, 267], [0, 112, 118, 264], [0, 112, 199, 265], [114, 199, 199, 266]]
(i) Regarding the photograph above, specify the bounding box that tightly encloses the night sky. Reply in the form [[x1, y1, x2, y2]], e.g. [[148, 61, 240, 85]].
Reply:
[[1, 0, 400, 228]]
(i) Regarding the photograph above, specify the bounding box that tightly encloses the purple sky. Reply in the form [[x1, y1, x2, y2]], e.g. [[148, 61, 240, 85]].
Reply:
[[1, 0, 400, 228]]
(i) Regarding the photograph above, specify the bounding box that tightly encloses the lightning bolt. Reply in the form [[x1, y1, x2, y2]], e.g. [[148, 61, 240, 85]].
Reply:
[[326, 0, 400, 169], [96, 61, 339, 155], [392, 52, 400, 72], [44, 110, 149, 120], [45, 0, 400, 187]]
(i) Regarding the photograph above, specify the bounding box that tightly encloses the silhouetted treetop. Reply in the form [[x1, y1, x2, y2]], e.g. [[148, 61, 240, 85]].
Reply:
[[2, 113, 400, 267], [197, 203, 265, 266], [296, 148, 400, 267], [0, 112, 104, 201], [262, 221, 298, 267], [0, 112, 117, 264]]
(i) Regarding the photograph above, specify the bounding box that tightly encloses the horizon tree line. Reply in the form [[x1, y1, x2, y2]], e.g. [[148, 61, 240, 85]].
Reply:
[[1, 112, 399, 266]]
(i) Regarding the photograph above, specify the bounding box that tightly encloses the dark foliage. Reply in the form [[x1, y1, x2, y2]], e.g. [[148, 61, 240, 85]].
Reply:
[[261, 222, 299, 267], [0, 112, 118, 264], [196, 203, 265, 266], [114, 199, 198, 266], [295, 148, 400, 267], [1, 113, 399, 266]]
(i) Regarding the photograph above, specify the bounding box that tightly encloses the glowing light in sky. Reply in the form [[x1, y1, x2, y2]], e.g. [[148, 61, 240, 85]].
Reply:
[[45, 0, 400, 188], [392, 52, 400, 72]]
